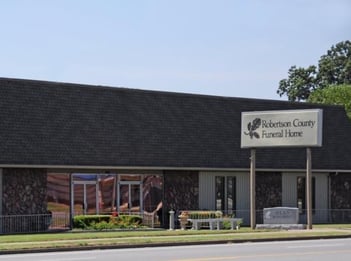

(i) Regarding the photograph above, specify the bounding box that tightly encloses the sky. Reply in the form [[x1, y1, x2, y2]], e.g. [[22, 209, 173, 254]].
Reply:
[[1, 0, 350, 100]]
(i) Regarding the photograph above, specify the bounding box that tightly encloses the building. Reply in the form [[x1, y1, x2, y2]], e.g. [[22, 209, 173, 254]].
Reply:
[[0, 78, 351, 232]]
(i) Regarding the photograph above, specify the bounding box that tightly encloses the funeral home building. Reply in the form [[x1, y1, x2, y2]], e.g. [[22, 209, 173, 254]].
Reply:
[[0, 77, 350, 233]]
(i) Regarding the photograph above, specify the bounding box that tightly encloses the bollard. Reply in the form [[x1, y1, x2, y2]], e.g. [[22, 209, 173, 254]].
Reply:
[[169, 210, 175, 230]]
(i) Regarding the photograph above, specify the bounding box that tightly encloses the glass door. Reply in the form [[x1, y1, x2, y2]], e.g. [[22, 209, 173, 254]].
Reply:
[[117, 175, 143, 214], [71, 174, 99, 216], [73, 183, 97, 215], [215, 176, 236, 215]]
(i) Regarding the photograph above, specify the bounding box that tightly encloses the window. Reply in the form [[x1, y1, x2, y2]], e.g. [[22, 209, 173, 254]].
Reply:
[[297, 176, 315, 213], [215, 176, 225, 211], [215, 176, 236, 214]]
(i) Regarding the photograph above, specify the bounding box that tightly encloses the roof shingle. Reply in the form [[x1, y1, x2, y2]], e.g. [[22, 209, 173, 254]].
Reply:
[[1, 77, 351, 170]]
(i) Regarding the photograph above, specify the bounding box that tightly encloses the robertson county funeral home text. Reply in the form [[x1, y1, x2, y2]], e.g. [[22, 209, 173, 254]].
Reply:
[[261, 118, 316, 138]]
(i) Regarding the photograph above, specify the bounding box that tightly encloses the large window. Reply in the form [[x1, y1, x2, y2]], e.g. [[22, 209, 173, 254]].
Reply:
[[215, 176, 236, 214], [297, 176, 316, 213], [47, 173, 163, 215]]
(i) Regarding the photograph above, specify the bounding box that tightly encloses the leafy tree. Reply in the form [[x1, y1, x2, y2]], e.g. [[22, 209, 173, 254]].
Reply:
[[308, 84, 351, 120], [318, 41, 351, 88], [277, 65, 317, 101], [277, 40, 351, 101]]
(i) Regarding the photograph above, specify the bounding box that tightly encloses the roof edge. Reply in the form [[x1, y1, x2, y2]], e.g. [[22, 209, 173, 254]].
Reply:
[[1, 164, 350, 173], [1, 77, 345, 108]]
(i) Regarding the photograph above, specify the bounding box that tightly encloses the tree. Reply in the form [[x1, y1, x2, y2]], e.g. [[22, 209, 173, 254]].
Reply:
[[318, 41, 351, 88], [277, 40, 351, 101], [277, 65, 317, 101], [308, 84, 351, 120]]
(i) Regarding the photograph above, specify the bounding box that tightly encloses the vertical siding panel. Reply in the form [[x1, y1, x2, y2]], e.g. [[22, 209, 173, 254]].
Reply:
[[199, 171, 250, 225], [199, 172, 215, 210], [236, 172, 250, 225], [200, 171, 328, 225], [282, 172, 297, 207], [283, 172, 328, 223]]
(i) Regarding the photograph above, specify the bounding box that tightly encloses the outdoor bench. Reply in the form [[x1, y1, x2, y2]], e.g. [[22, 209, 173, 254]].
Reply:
[[187, 217, 243, 230]]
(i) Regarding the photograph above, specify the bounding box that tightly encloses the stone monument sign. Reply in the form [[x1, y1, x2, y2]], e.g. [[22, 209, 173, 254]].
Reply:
[[263, 207, 299, 224]]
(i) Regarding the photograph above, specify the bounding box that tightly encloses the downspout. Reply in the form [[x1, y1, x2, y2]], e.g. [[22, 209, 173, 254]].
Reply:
[[69, 173, 73, 230]]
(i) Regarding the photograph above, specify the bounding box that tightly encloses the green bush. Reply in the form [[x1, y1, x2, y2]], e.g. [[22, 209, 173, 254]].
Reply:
[[123, 215, 142, 224], [222, 220, 232, 230], [73, 215, 112, 229], [116, 215, 142, 227], [90, 221, 117, 231], [73, 214, 143, 230]]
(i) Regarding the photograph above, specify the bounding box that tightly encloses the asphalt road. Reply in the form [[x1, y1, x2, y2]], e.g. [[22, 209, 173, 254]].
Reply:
[[1, 238, 351, 261]]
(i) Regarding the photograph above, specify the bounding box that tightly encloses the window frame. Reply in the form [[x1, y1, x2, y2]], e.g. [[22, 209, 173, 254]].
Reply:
[[297, 176, 316, 214]]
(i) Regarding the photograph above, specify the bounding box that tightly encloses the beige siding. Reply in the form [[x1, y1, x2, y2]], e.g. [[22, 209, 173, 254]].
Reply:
[[282, 172, 329, 223], [236, 173, 249, 208], [282, 172, 298, 207], [199, 171, 215, 210], [199, 171, 250, 224], [199, 171, 329, 225], [235, 172, 250, 224]]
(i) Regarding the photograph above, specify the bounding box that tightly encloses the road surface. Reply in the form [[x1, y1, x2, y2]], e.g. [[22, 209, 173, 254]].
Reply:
[[1, 238, 350, 261]]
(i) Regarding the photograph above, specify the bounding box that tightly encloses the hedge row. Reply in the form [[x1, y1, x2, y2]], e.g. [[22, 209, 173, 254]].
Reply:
[[73, 215, 143, 230]]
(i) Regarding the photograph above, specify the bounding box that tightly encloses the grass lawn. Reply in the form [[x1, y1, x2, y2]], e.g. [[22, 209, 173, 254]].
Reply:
[[0, 224, 350, 252]]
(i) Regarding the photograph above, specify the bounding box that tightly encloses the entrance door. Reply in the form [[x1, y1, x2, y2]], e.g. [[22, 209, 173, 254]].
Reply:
[[117, 175, 143, 213], [71, 174, 99, 216], [215, 176, 236, 215]]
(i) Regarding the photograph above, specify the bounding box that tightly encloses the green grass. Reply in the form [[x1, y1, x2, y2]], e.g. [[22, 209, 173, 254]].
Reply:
[[0, 225, 350, 252], [0, 229, 252, 243], [312, 224, 351, 229]]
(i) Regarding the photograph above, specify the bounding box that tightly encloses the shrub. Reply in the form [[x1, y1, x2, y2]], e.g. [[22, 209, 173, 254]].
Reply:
[[90, 221, 116, 231], [73, 214, 143, 230], [73, 215, 111, 229], [222, 220, 232, 230], [117, 215, 142, 226]]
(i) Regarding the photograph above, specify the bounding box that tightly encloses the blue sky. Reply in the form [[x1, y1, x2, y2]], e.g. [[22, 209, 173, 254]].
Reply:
[[1, 0, 350, 100]]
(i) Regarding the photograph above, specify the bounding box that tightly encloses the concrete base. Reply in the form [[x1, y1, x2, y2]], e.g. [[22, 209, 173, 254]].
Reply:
[[256, 224, 306, 230]]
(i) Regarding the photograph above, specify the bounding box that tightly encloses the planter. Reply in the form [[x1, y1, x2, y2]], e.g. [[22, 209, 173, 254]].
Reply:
[[178, 215, 188, 230]]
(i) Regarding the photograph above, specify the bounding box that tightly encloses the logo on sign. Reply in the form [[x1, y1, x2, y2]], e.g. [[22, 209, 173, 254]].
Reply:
[[244, 118, 261, 139]]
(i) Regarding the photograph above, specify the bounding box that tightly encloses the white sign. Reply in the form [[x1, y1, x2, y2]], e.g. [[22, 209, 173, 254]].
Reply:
[[241, 109, 323, 148]]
